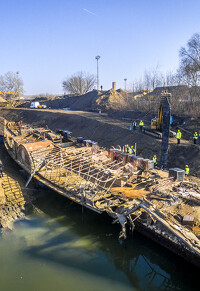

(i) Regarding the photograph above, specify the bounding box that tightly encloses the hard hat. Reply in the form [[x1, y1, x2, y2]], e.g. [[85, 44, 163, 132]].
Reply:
[[178, 130, 180, 132], [131, 146, 133, 148], [195, 132, 197, 134], [127, 144, 129, 147], [154, 155, 156, 157], [185, 165, 188, 167]]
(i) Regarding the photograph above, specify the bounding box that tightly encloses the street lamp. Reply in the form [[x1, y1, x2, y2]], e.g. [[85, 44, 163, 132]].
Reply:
[[16, 71, 19, 99], [124, 78, 127, 91], [95, 55, 100, 90]]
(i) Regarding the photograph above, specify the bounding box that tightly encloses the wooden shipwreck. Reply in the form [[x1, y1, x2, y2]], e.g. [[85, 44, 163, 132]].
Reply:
[[3, 120, 200, 267]]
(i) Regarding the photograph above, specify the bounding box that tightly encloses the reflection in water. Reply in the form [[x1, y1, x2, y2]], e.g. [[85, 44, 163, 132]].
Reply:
[[0, 190, 198, 291]]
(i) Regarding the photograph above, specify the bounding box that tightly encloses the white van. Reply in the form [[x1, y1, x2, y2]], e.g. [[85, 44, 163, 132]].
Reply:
[[30, 101, 40, 109]]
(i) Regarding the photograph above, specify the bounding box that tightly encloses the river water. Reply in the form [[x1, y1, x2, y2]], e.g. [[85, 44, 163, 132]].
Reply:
[[0, 146, 199, 291]]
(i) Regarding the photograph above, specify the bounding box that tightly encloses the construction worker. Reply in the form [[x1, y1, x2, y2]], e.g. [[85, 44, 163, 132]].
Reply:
[[132, 146, 136, 155], [123, 144, 129, 153], [126, 144, 130, 153], [176, 130, 182, 144], [128, 146, 136, 155], [193, 132, 198, 144], [185, 165, 189, 176], [139, 120, 144, 132], [122, 145, 127, 152], [128, 147, 133, 154], [133, 121, 137, 130], [152, 155, 157, 167]]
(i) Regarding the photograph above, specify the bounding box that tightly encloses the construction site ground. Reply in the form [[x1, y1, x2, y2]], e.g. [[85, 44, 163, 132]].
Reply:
[[1, 107, 200, 178]]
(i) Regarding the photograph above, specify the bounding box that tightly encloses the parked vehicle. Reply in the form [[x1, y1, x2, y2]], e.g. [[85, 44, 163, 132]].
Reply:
[[30, 101, 40, 109]]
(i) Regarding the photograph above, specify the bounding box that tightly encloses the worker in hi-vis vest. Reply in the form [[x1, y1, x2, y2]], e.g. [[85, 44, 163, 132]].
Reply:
[[176, 130, 182, 144], [153, 155, 157, 167], [193, 132, 198, 144], [133, 121, 137, 130], [185, 165, 189, 176], [139, 120, 144, 132]]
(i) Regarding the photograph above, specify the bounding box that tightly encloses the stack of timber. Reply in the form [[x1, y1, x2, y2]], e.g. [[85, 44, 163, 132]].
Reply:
[[3, 120, 200, 267]]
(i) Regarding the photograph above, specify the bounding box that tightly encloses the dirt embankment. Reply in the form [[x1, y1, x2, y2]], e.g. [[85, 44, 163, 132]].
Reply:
[[0, 108, 200, 177], [19, 89, 133, 112]]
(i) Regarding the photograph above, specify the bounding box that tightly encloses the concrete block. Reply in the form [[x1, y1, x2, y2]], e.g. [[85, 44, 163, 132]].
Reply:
[[169, 168, 185, 181], [143, 159, 154, 170], [182, 215, 194, 226]]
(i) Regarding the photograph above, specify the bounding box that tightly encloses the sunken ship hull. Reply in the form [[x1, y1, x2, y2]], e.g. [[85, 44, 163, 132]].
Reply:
[[4, 119, 200, 267]]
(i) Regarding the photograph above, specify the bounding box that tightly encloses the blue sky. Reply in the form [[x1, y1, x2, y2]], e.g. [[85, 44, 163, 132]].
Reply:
[[0, 0, 199, 95]]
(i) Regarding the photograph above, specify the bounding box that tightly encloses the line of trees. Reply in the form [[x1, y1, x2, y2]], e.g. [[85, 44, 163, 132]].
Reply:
[[129, 33, 200, 95], [62, 33, 200, 102]]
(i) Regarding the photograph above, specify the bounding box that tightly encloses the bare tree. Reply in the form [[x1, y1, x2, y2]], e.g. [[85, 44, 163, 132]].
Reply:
[[163, 71, 179, 86], [178, 33, 200, 88], [0, 75, 6, 92], [0, 71, 23, 100], [62, 72, 96, 95]]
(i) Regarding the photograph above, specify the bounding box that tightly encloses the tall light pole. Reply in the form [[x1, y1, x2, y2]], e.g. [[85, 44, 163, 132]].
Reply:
[[95, 55, 100, 90], [124, 78, 127, 91], [16, 71, 19, 99]]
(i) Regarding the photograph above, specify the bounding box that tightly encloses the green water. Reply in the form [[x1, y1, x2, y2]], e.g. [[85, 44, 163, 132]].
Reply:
[[0, 143, 199, 291], [0, 191, 199, 291]]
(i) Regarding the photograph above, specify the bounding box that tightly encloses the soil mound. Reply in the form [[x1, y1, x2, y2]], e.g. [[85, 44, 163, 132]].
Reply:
[[18, 89, 131, 112]]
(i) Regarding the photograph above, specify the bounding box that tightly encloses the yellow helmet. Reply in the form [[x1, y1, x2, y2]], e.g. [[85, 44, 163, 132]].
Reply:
[[127, 144, 129, 147], [185, 165, 188, 167], [154, 155, 156, 157], [141, 120, 142, 122], [178, 130, 180, 132], [195, 132, 197, 134], [131, 146, 133, 148]]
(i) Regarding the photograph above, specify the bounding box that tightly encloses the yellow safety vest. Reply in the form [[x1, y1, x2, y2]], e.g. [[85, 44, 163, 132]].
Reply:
[[193, 134, 198, 140], [185, 167, 189, 175], [139, 121, 144, 126], [128, 148, 133, 154], [176, 132, 181, 139]]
